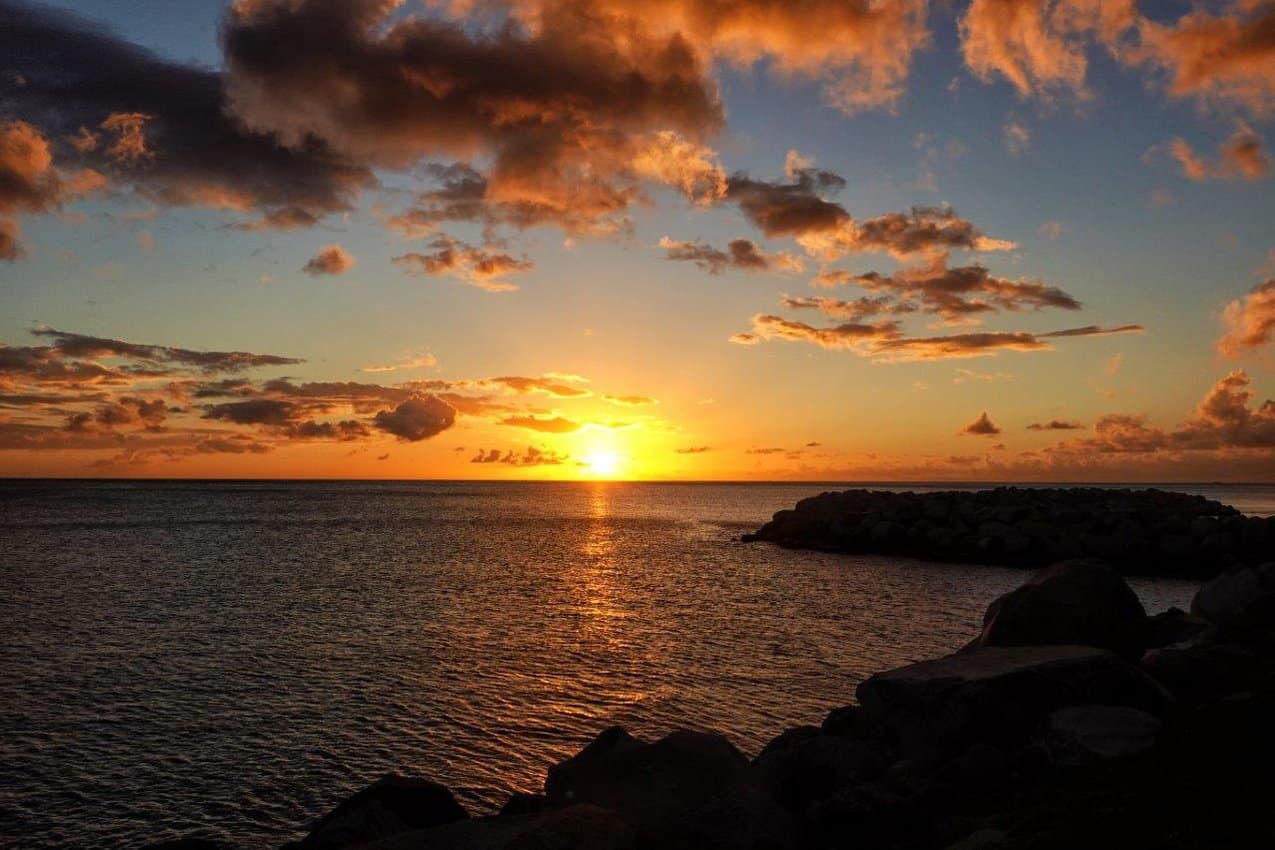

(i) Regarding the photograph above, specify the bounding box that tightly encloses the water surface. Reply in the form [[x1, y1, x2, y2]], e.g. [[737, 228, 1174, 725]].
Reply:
[[3, 480, 1257, 849]]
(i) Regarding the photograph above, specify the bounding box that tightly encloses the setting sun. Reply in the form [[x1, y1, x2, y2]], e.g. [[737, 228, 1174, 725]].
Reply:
[[581, 449, 624, 479]]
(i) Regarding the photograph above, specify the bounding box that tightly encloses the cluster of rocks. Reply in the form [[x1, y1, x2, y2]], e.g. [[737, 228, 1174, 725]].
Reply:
[[151, 557, 1275, 850], [742, 487, 1274, 578]]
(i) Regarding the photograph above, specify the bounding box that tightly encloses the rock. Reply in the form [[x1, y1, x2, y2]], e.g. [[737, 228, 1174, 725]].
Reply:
[[1142, 642, 1275, 703], [754, 727, 891, 811], [1192, 563, 1275, 647], [857, 646, 1171, 757], [744, 487, 1258, 577], [944, 828, 1008, 850], [367, 804, 634, 850], [285, 775, 467, 850], [545, 727, 792, 849], [142, 840, 225, 850], [498, 792, 546, 816], [1043, 705, 1161, 766], [1140, 608, 1211, 649], [974, 560, 1148, 660]]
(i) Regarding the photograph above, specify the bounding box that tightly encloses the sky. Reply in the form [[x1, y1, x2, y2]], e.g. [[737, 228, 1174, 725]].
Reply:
[[0, 0, 1273, 481]]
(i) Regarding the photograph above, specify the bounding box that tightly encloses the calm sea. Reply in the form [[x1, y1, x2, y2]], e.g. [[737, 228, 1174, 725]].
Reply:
[[2, 480, 1270, 849]]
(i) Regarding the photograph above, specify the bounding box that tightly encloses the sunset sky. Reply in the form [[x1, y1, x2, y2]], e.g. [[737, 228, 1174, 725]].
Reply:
[[1, 0, 1273, 480]]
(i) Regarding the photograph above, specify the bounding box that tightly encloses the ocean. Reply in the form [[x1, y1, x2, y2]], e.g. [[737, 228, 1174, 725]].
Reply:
[[2, 480, 1270, 849]]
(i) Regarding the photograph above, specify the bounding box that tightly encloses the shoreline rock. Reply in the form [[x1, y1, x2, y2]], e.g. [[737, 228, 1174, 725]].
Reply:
[[741, 487, 1272, 578]]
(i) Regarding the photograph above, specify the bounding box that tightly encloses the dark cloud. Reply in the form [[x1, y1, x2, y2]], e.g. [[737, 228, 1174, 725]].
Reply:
[[1168, 122, 1270, 182], [659, 236, 801, 275], [675, 445, 712, 454], [1037, 324, 1144, 338], [961, 411, 1002, 436], [470, 445, 569, 466], [394, 236, 532, 292], [372, 395, 457, 442], [203, 399, 304, 427], [0, 1, 372, 226], [1027, 420, 1083, 431], [31, 328, 303, 373], [726, 163, 850, 238]]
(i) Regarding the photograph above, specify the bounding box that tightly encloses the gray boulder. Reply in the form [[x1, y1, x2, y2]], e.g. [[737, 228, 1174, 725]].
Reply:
[[856, 646, 1171, 757], [1043, 704, 1161, 766], [285, 775, 467, 850], [974, 560, 1147, 660]]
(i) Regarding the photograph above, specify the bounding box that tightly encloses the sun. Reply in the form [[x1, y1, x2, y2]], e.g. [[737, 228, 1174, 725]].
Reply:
[[581, 449, 623, 479]]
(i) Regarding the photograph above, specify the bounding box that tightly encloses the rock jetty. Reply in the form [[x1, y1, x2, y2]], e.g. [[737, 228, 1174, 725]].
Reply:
[[742, 487, 1273, 578], [152, 557, 1275, 850]]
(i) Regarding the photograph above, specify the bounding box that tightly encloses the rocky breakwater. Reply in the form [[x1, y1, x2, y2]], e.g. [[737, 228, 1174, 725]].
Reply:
[[742, 487, 1274, 578], [151, 558, 1275, 850]]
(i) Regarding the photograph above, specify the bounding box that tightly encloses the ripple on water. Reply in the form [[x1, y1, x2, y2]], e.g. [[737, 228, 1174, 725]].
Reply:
[[0, 480, 1208, 849]]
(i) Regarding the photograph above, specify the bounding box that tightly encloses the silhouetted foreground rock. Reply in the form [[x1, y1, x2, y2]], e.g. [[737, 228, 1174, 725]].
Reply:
[[171, 558, 1275, 850], [741, 487, 1272, 578]]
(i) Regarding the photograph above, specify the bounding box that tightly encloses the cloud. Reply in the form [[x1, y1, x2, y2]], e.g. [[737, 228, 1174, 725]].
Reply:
[[1055, 371, 1275, 455], [0, 2, 371, 227], [470, 445, 569, 466], [1219, 279, 1275, 356], [302, 244, 355, 276], [1028, 419, 1083, 431], [659, 236, 802, 274], [808, 257, 1082, 323], [394, 236, 532, 292], [499, 415, 582, 434], [1168, 122, 1270, 182], [1137, 2, 1275, 116], [1003, 119, 1032, 156], [27, 327, 303, 374], [781, 294, 917, 321], [797, 206, 1017, 262], [746, 447, 786, 455], [0, 218, 22, 261], [601, 394, 657, 406], [359, 354, 438, 374], [961, 411, 1001, 436], [959, 0, 1136, 100], [372, 395, 457, 441], [1037, 324, 1144, 338], [732, 314, 903, 350], [0, 119, 107, 258], [675, 445, 712, 454], [1040, 219, 1065, 240]]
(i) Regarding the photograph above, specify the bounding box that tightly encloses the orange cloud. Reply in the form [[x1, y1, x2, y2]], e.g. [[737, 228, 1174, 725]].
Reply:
[[1169, 122, 1270, 181], [659, 236, 802, 274], [394, 237, 532, 292], [961, 411, 1002, 436], [1219, 279, 1275, 356], [302, 244, 356, 276]]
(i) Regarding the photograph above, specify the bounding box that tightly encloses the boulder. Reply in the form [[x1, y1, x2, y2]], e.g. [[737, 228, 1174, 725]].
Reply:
[[1141, 642, 1275, 703], [285, 775, 467, 850], [754, 727, 891, 811], [545, 727, 792, 849], [1043, 705, 1161, 766], [974, 560, 1147, 660], [367, 804, 634, 850], [498, 792, 546, 816], [1140, 608, 1210, 649], [1192, 563, 1275, 647], [856, 646, 1171, 758]]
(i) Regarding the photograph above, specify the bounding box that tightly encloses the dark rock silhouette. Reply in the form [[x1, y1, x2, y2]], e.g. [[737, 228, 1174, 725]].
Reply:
[[972, 559, 1148, 659], [282, 774, 467, 850], [251, 556, 1275, 850], [742, 487, 1273, 578]]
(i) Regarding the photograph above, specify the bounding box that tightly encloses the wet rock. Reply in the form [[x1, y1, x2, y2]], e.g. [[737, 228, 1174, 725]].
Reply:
[[545, 727, 793, 849], [974, 560, 1147, 660], [367, 804, 634, 850], [1043, 705, 1161, 766], [857, 646, 1171, 758], [143, 840, 226, 850], [285, 774, 467, 850]]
